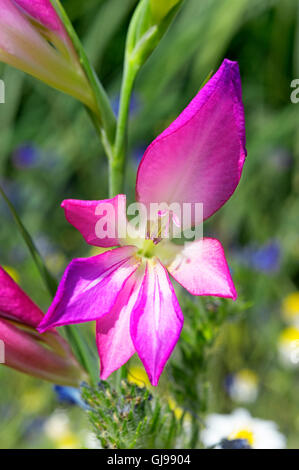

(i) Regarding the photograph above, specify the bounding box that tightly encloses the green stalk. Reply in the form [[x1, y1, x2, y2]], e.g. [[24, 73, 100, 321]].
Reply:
[[110, 54, 137, 379], [108, 0, 151, 196], [109, 0, 182, 197]]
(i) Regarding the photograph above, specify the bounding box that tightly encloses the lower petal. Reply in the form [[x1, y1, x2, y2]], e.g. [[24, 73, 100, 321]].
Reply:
[[130, 260, 184, 386], [166, 238, 237, 299], [96, 265, 145, 380], [38, 246, 140, 332]]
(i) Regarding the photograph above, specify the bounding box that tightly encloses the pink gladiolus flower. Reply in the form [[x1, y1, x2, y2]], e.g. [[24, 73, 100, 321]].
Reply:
[[0, 0, 95, 110], [38, 59, 247, 386], [0, 266, 85, 386]]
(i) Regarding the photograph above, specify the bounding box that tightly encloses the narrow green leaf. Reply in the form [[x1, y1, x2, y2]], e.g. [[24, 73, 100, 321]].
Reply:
[[0, 184, 57, 297]]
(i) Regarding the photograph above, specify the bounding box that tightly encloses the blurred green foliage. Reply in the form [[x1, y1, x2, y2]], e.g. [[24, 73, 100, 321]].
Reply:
[[0, 0, 299, 448]]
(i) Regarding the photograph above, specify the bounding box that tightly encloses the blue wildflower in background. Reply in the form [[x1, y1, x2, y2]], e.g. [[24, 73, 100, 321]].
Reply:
[[270, 148, 293, 170], [220, 438, 251, 449], [131, 145, 147, 165], [12, 145, 39, 169], [112, 92, 141, 117], [235, 241, 281, 273]]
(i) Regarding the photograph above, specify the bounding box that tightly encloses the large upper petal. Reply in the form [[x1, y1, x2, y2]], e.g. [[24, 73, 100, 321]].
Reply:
[[165, 238, 237, 300], [38, 246, 140, 332], [136, 59, 246, 225], [61, 195, 127, 248], [96, 265, 145, 380], [130, 260, 184, 386], [0, 266, 43, 327]]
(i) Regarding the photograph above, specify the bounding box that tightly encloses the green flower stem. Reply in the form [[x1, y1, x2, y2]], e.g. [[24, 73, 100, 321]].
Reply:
[[110, 56, 141, 387], [108, 0, 151, 197], [108, 0, 178, 197]]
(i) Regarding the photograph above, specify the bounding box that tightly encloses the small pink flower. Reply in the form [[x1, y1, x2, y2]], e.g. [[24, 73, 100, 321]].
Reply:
[[0, 266, 84, 385], [38, 59, 247, 386], [0, 0, 94, 109]]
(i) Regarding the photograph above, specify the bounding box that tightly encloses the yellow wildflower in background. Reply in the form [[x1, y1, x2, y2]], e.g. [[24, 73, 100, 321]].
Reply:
[[44, 411, 80, 449], [282, 292, 299, 324], [168, 397, 184, 420], [3, 265, 19, 284], [127, 365, 151, 388], [228, 369, 259, 403], [279, 326, 299, 344]]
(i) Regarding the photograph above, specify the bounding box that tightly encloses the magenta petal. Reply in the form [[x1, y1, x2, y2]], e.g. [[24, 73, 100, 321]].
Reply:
[[61, 195, 126, 248], [0, 0, 41, 52], [0, 266, 43, 327], [136, 59, 247, 224], [130, 261, 184, 386], [13, 0, 66, 38], [167, 238, 237, 300], [38, 246, 140, 332], [97, 267, 145, 380]]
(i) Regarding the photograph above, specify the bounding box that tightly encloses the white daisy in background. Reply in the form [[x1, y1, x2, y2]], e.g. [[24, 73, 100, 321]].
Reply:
[[44, 411, 80, 449], [44, 410, 70, 441], [83, 432, 101, 449], [278, 326, 299, 368], [227, 369, 259, 403], [201, 408, 286, 449]]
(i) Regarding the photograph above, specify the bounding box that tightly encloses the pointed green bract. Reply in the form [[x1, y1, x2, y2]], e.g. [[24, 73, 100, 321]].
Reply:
[[150, 0, 183, 22]]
